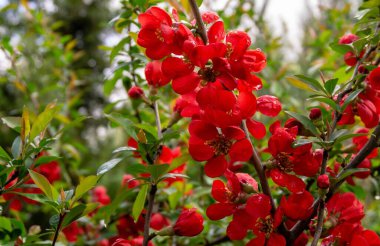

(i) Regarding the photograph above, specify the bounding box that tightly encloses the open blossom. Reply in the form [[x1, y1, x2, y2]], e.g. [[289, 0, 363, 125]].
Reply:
[[173, 208, 204, 237], [367, 66, 380, 90], [206, 170, 258, 220], [338, 33, 361, 66], [188, 120, 253, 177]]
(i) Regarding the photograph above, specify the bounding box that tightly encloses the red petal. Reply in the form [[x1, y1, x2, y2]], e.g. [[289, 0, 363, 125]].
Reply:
[[227, 219, 247, 240], [146, 7, 172, 26], [205, 155, 228, 178], [189, 120, 218, 140], [246, 119, 266, 139], [268, 233, 286, 246], [188, 137, 214, 161], [211, 180, 228, 202], [270, 169, 305, 193], [229, 139, 253, 162], [172, 73, 200, 94], [246, 194, 271, 219], [257, 95, 282, 117], [206, 203, 234, 220], [226, 31, 251, 60], [236, 91, 256, 118], [207, 21, 225, 43], [162, 57, 194, 79], [222, 126, 246, 140]]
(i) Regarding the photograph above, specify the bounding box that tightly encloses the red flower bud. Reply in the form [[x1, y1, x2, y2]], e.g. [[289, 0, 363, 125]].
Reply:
[[309, 108, 322, 120], [128, 86, 144, 99], [317, 174, 330, 189], [173, 208, 204, 237], [338, 33, 359, 44]]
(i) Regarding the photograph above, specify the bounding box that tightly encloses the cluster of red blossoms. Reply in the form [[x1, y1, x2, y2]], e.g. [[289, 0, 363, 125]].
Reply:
[[338, 34, 380, 128], [133, 6, 380, 246]]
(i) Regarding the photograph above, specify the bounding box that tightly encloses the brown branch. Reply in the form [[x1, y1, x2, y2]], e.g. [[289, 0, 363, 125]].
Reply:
[[143, 184, 157, 246], [242, 120, 276, 213], [188, 0, 208, 44]]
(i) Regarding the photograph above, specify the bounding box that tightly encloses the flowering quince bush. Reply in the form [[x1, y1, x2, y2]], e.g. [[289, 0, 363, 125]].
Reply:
[[1, 0, 380, 246]]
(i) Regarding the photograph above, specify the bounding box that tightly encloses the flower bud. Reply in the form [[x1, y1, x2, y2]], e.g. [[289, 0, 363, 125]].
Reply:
[[317, 174, 330, 189], [128, 86, 144, 99], [173, 208, 204, 237], [309, 108, 322, 120]]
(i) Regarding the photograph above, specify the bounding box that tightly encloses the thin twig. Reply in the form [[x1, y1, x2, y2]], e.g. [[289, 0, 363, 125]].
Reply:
[[188, 0, 208, 44], [242, 120, 276, 213], [52, 213, 66, 246]]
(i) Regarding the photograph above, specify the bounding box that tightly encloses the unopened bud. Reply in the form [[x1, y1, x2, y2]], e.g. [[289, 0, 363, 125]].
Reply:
[[309, 108, 322, 120], [128, 86, 144, 99], [317, 174, 330, 189]]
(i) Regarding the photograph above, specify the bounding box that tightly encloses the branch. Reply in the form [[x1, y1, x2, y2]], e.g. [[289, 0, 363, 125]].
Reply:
[[188, 0, 208, 44], [52, 213, 66, 246], [242, 120, 276, 213]]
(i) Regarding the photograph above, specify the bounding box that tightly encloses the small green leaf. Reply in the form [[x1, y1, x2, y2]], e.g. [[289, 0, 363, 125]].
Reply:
[[286, 77, 316, 92], [0, 146, 11, 161], [62, 203, 98, 228], [330, 43, 353, 54], [72, 175, 100, 203], [294, 75, 326, 94], [113, 146, 136, 154], [292, 138, 313, 148], [30, 102, 61, 141], [106, 113, 137, 139], [34, 156, 61, 167], [146, 164, 170, 182], [334, 133, 368, 144], [285, 111, 320, 137], [21, 106, 31, 142], [309, 96, 340, 112], [97, 158, 123, 176], [1, 117, 21, 132], [28, 169, 58, 201], [341, 89, 363, 111], [132, 184, 148, 222], [11, 136, 22, 159], [49, 214, 60, 229], [324, 78, 339, 95], [338, 168, 370, 182]]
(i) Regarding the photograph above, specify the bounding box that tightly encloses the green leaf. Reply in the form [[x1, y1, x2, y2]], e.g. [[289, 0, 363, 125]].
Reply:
[[0, 146, 11, 161], [285, 111, 320, 137], [286, 77, 316, 92], [338, 168, 370, 182], [29, 102, 61, 141], [169, 153, 190, 172], [110, 37, 130, 62], [308, 96, 340, 112], [34, 156, 61, 167], [146, 164, 170, 182], [11, 136, 22, 159], [341, 89, 363, 111], [49, 214, 60, 229], [106, 113, 137, 139], [292, 138, 313, 148], [334, 133, 368, 144], [294, 75, 326, 93], [324, 78, 338, 95], [72, 175, 100, 203], [62, 203, 98, 228], [132, 184, 148, 222], [113, 146, 136, 154], [97, 158, 123, 176], [1, 117, 21, 132], [28, 169, 58, 201], [330, 43, 353, 54], [21, 106, 31, 142]]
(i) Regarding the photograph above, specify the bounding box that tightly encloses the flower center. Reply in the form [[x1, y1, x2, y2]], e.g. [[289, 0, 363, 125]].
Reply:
[[206, 135, 232, 156], [256, 216, 274, 238], [275, 152, 293, 172], [155, 29, 164, 42], [199, 67, 218, 83]]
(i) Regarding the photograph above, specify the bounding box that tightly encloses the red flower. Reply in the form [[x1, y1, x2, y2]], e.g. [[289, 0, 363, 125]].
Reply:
[[150, 213, 170, 230], [368, 66, 380, 90], [137, 7, 174, 59], [63, 221, 84, 242], [338, 33, 360, 67], [173, 92, 200, 118], [206, 170, 258, 221], [317, 174, 330, 189], [188, 120, 253, 177], [352, 128, 378, 159], [256, 95, 282, 117], [92, 186, 111, 205], [338, 33, 359, 44], [145, 60, 171, 87], [128, 86, 144, 99], [245, 194, 285, 246], [279, 191, 314, 221], [266, 126, 321, 192], [309, 108, 322, 120], [117, 215, 144, 238], [173, 208, 204, 237], [122, 174, 139, 189]]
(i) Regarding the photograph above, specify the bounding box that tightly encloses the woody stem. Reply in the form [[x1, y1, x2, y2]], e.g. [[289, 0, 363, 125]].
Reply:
[[188, 0, 208, 44]]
